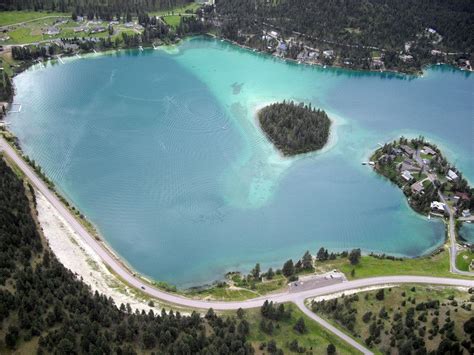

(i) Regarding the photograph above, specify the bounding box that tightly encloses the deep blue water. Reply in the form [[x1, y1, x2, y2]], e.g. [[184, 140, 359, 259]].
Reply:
[[8, 38, 473, 287]]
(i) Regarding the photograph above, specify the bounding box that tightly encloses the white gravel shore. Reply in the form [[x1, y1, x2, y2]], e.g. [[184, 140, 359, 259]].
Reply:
[[36, 191, 164, 313]]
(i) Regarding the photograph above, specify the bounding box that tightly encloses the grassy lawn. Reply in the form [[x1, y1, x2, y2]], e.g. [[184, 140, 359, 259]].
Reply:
[[5, 27, 43, 44], [245, 303, 356, 354], [315, 248, 472, 280], [0, 11, 67, 26], [310, 285, 473, 353], [162, 15, 182, 29], [186, 285, 259, 301], [150, 3, 201, 17], [456, 250, 474, 271]]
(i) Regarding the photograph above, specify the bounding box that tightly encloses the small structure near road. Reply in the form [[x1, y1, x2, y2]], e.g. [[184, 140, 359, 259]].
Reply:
[[44, 26, 60, 35], [289, 271, 346, 293], [430, 201, 446, 214]]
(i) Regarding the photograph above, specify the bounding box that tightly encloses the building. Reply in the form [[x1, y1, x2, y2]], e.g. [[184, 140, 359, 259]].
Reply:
[[400, 144, 415, 156], [323, 50, 334, 58], [400, 54, 414, 62], [421, 146, 437, 156], [44, 27, 60, 35], [446, 169, 459, 181], [401, 170, 413, 181], [277, 42, 287, 53], [462, 209, 471, 218], [411, 181, 424, 195], [399, 160, 420, 172], [430, 201, 446, 213]]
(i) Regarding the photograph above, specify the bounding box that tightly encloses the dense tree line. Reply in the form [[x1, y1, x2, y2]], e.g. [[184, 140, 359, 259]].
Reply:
[[258, 101, 331, 156], [0, 0, 192, 19], [215, 0, 473, 54], [0, 69, 13, 104], [0, 157, 254, 354]]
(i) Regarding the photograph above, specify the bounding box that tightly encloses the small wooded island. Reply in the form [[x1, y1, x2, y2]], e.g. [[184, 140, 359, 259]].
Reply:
[[258, 101, 331, 156]]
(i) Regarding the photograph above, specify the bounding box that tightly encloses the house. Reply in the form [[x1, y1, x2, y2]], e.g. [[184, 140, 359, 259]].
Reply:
[[63, 43, 79, 51], [277, 42, 287, 52], [421, 146, 437, 156], [430, 201, 446, 213], [391, 147, 402, 155], [44, 27, 60, 35], [400, 144, 415, 156], [323, 50, 334, 58], [399, 160, 420, 172], [462, 209, 471, 218], [90, 26, 106, 34], [400, 54, 413, 62], [411, 181, 424, 195], [73, 26, 85, 33], [431, 49, 443, 56], [269, 31, 278, 38], [401, 170, 413, 181], [446, 169, 459, 181], [427, 28, 437, 34]]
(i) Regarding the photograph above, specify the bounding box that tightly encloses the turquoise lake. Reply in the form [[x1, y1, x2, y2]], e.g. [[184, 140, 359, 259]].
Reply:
[[9, 37, 473, 287], [460, 223, 474, 244]]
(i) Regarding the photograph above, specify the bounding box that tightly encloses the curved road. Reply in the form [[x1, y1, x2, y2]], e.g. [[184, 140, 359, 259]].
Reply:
[[1, 136, 473, 354], [438, 191, 474, 276]]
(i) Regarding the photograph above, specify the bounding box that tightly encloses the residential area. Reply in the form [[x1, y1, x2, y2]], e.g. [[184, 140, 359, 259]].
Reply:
[[371, 136, 474, 272]]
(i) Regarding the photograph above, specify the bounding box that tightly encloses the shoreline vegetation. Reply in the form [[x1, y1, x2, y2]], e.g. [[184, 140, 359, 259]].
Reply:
[[0, 6, 473, 304], [1, 65, 473, 305], [3, 121, 472, 306], [257, 101, 331, 156], [370, 136, 473, 218]]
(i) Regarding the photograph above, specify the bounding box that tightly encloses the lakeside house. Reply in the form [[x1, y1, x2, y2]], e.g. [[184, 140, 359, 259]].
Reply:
[[430, 201, 446, 213], [401, 170, 414, 181], [323, 50, 334, 58], [399, 160, 420, 172], [462, 209, 471, 218], [400, 54, 414, 62], [446, 169, 459, 181], [421, 146, 437, 156], [400, 144, 415, 156], [411, 181, 424, 195]]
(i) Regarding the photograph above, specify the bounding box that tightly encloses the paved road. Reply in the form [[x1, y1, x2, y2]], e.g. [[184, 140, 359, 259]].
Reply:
[[438, 191, 474, 276], [1, 136, 473, 355], [295, 298, 373, 355]]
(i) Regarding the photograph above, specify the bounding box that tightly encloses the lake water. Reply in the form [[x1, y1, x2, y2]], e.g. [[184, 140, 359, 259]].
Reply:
[[460, 223, 474, 244], [9, 37, 473, 287]]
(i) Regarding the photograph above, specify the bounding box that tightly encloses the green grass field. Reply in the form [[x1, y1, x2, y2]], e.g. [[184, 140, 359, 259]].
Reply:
[[245, 303, 356, 354], [150, 3, 200, 17], [456, 250, 474, 271], [0, 11, 67, 26], [315, 248, 472, 280], [163, 15, 182, 29]]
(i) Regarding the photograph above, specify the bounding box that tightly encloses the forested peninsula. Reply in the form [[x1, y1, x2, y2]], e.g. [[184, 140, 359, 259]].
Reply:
[[258, 101, 331, 156]]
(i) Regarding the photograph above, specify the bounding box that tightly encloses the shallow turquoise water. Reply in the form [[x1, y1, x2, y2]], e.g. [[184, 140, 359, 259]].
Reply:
[[9, 37, 473, 287], [460, 223, 474, 244]]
